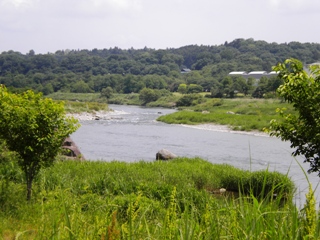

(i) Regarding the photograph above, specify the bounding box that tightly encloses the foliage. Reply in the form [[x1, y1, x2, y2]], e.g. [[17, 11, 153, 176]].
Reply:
[[176, 94, 204, 107], [100, 86, 114, 99], [1, 158, 316, 239], [266, 59, 320, 175], [187, 84, 203, 93], [139, 87, 161, 105], [1, 39, 319, 98], [107, 93, 141, 105], [62, 100, 109, 113], [47, 92, 101, 102], [0, 86, 79, 200], [177, 83, 187, 94]]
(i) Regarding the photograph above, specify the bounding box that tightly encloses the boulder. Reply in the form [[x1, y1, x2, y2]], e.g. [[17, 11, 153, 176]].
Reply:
[[156, 149, 177, 160]]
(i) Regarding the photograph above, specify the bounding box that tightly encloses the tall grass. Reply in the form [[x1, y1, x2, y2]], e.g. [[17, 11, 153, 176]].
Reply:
[[1, 157, 318, 239], [47, 92, 101, 102], [62, 100, 109, 113]]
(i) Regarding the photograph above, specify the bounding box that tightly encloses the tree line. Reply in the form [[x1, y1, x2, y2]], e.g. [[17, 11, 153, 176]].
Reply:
[[1, 38, 319, 98]]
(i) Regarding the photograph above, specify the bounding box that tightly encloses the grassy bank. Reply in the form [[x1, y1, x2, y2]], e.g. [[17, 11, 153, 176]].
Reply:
[[1, 157, 318, 239], [63, 100, 109, 113], [46, 92, 110, 113], [158, 98, 295, 131]]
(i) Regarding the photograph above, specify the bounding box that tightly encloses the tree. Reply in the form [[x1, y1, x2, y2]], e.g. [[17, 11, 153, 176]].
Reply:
[[266, 59, 320, 175], [187, 84, 203, 93], [101, 86, 113, 99], [42, 83, 54, 95], [0, 86, 79, 200], [176, 94, 203, 107], [177, 84, 187, 94], [139, 88, 160, 105], [72, 80, 93, 93]]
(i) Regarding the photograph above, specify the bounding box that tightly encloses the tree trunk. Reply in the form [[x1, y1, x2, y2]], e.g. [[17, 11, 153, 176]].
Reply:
[[26, 173, 34, 201]]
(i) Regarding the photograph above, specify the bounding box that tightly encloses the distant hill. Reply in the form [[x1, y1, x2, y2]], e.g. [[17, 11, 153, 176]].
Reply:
[[0, 38, 319, 95]]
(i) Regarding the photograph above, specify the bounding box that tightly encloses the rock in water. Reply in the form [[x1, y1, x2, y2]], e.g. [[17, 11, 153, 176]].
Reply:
[[156, 149, 177, 160]]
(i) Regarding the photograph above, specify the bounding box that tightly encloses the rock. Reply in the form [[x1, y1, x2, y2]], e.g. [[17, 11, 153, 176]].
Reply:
[[219, 188, 226, 194], [227, 111, 235, 114], [156, 149, 177, 160], [62, 137, 85, 160]]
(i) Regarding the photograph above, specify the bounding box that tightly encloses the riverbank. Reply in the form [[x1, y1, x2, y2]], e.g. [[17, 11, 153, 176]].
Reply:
[[181, 123, 269, 137], [67, 109, 127, 121], [157, 98, 296, 132]]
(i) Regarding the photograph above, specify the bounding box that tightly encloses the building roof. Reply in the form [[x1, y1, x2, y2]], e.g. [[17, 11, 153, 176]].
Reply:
[[228, 71, 247, 75], [248, 71, 267, 75]]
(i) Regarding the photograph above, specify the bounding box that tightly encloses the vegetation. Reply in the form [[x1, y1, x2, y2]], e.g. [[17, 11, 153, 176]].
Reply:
[[266, 59, 320, 176], [2, 43, 320, 238], [0, 86, 79, 200], [1, 39, 319, 99], [47, 92, 101, 102], [63, 101, 109, 113], [158, 98, 296, 131], [3, 156, 318, 239]]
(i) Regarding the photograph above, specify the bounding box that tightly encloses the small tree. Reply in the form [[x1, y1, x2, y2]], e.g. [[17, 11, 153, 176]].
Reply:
[[0, 86, 79, 200], [101, 86, 114, 99], [187, 84, 203, 93], [139, 88, 160, 105], [177, 84, 187, 94], [266, 59, 320, 175]]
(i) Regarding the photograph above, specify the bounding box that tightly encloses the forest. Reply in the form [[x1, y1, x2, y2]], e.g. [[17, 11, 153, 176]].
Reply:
[[1, 38, 320, 98]]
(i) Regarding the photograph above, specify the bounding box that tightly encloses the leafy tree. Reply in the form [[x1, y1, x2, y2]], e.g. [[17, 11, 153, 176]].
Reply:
[[72, 80, 93, 93], [176, 94, 203, 107], [177, 83, 187, 94], [0, 86, 79, 200], [139, 88, 160, 105], [187, 84, 203, 93], [42, 83, 54, 95], [101, 86, 113, 99], [266, 59, 320, 175]]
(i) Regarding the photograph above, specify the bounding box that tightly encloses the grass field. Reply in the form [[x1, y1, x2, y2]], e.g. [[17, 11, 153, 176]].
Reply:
[[2, 157, 317, 239], [158, 98, 295, 131]]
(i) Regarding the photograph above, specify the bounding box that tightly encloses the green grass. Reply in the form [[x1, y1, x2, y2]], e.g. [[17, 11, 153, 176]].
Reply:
[[47, 92, 102, 102], [147, 94, 180, 108], [62, 101, 109, 113], [158, 98, 295, 131], [1, 157, 317, 239], [107, 93, 141, 105]]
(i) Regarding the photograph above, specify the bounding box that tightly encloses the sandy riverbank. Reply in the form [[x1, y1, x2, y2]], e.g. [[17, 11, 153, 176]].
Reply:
[[67, 110, 128, 121]]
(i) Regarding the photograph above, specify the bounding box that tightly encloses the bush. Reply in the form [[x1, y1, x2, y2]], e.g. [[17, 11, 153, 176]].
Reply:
[[176, 94, 203, 107]]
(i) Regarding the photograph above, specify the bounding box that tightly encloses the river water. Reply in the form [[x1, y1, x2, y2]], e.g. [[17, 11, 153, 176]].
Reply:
[[71, 104, 320, 208]]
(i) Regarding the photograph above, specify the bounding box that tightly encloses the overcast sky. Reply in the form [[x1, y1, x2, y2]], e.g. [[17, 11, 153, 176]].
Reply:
[[0, 0, 319, 54]]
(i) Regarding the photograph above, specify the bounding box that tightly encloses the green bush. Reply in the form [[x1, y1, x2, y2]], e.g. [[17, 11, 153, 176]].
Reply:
[[176, 94, 203, 107]]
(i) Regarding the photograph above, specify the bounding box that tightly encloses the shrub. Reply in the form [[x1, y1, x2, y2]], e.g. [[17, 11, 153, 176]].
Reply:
[[176, 94, 203, 107]]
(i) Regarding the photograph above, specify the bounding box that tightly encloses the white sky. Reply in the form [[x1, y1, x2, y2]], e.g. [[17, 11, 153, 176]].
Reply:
[[0, 0, 319, 54]]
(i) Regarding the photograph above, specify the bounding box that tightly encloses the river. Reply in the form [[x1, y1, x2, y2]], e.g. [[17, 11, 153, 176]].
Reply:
[[71, 104, 320, 208]]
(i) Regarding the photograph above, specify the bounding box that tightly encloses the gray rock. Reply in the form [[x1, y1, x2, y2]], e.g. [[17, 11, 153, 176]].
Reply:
[[156, 149, 177, 160]]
